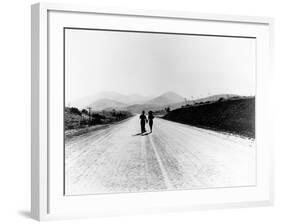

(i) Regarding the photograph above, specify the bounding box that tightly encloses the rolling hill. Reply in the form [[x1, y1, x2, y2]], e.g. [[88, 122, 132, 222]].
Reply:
[[163, 97, 255, 138], [88, 98, 127, 111], [146, 91, 184, 106], [188, 94, 239, 104]]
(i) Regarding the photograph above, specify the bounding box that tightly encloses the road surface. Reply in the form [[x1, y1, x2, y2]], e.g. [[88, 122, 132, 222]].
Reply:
[[65, 115, 256, 195]]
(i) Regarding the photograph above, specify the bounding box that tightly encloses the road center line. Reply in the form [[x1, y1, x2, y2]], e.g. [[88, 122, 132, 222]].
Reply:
[[141, 134, 149, 187], [148, 134, 173, 189]]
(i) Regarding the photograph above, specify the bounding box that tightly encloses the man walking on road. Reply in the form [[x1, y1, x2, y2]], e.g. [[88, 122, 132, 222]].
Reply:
[[140, 111, 148, 133], [148, 111, 154, 133]]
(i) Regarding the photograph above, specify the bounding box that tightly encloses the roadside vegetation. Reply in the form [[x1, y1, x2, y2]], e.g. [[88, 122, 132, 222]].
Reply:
[[65, 107, 132, 138]]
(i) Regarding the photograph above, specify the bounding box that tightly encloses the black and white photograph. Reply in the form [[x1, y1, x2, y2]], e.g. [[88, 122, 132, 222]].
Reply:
[[64, 28, 256, 196]]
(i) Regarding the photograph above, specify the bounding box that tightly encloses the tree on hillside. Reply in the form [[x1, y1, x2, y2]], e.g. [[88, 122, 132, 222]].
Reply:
[[81, 109, 88, 115], [165, 107, 170, 113], [218, 97, 224, 102], [69, 107, 81, 116]]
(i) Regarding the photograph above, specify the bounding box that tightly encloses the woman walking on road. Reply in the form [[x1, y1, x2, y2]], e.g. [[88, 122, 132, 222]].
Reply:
[[148, 111, 154, 133], [140, 111, 148, 133]]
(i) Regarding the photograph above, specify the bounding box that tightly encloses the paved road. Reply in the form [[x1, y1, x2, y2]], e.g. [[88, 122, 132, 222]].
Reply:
[[65, 115, 256, 195]]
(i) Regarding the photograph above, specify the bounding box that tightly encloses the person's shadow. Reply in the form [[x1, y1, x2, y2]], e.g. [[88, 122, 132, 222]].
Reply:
[[142, 132, 151, 136], [132, 132, 143, 136], [132, 131, 152, 136]]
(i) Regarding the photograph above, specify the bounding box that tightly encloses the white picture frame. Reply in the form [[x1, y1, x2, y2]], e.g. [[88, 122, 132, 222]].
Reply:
[[31, 2, 274, 221]]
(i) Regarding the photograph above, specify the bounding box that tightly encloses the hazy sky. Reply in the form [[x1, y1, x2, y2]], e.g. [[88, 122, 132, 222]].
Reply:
[[65, 29, 256, 104]]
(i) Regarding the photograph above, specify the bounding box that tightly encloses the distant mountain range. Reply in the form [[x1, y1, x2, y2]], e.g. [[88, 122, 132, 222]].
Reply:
[[70, 91, 152, 109], [70, 91, 241, 113], [124, 92, 186, 113], [87, 98, 127, 111]]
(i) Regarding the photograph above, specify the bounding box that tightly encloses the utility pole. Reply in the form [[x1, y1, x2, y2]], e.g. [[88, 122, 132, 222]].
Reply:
[[87, 107, 92, 125]]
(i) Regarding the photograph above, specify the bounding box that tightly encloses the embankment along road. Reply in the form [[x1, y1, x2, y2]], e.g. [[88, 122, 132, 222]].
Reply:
[[65, 115, 255, 195]]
